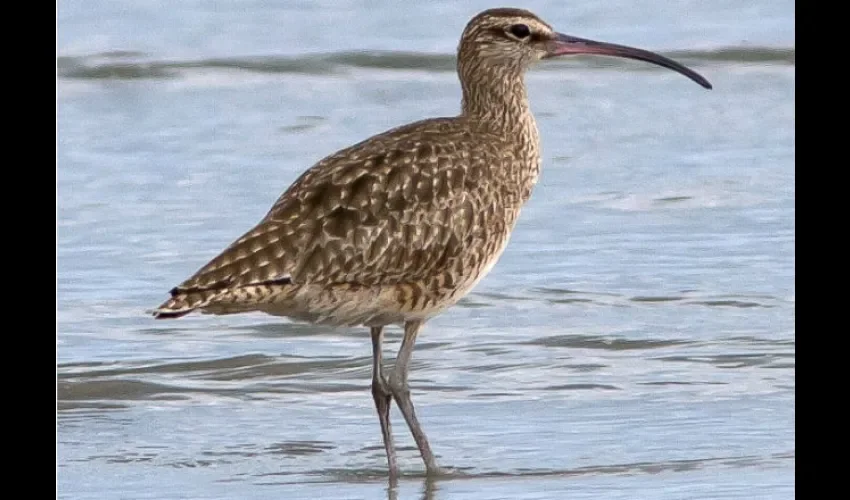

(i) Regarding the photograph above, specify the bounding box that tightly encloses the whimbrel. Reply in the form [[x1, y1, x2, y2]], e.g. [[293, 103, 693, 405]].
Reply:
[[152, 8, 711, 476]]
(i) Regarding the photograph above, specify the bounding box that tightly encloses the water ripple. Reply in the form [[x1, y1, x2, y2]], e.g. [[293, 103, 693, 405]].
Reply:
[[57, 46, 795, 80]]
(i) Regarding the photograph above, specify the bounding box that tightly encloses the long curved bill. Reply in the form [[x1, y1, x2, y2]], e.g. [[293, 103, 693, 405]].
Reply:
[[546, 33, 712, 89]]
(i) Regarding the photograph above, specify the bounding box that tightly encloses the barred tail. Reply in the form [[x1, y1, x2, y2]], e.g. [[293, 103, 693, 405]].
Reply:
[[150, 287, 225, 319]]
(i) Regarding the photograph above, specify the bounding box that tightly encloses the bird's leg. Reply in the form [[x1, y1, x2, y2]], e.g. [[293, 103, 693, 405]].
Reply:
[[371, 326, 398, 476], [388, 320, 440, 475]]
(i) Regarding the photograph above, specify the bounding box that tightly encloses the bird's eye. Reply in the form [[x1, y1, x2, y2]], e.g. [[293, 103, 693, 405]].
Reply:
[[508, 24, 531, 39]]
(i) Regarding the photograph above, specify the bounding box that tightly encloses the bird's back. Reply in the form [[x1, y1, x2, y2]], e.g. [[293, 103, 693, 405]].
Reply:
[[153, 116, 538, 325]]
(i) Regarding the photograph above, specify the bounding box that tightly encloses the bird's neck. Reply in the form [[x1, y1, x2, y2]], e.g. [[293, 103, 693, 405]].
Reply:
[[459, 68, 538, 146], [459, 66, 542, 204]]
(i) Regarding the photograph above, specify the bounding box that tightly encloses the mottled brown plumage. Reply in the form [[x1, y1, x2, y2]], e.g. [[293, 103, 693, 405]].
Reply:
[[156, 118, 532, 325], [152, 7, 710, 477]]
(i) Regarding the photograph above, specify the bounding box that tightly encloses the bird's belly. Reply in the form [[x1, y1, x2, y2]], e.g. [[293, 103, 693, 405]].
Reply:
[[252, 283, 409, 327], [248, 230, 513, 327], [406, 230, 514, 320]]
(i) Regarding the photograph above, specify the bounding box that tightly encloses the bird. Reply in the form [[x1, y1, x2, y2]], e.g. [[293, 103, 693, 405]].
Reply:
[[152, 7, 711, 477]]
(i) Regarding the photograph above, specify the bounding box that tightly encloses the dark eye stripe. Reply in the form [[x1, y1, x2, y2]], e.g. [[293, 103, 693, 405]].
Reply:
[[487, 26, 549, 43]]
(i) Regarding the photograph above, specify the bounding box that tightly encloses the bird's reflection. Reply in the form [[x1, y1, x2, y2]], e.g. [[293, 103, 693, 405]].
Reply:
[[385, 475, 438, 500], [420, 477, 438, 500]]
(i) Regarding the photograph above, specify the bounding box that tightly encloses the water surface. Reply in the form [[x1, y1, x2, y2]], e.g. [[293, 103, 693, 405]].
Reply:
[[58, 1, 794, 498]]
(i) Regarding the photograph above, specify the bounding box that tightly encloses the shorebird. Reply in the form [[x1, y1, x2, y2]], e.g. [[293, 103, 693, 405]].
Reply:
[[152, 7, 711, 476]]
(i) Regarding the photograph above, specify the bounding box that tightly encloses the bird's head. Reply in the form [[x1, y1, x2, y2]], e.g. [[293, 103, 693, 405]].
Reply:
[[458, 8, 711, 89]]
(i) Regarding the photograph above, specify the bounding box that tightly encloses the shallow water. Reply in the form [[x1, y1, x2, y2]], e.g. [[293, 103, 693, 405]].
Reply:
[[58, 1, 794, 498]]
